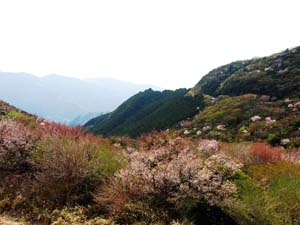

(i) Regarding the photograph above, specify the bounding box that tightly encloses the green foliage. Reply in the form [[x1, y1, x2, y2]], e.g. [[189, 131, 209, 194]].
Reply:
[[230, 162, 300, 225], [286, 139, 300, 148], [5, 110, 38, 128], [195, 94, 259, 127], [6, 110, 28, 119], [85, 88, 205, 137], [267, 134, 281, 146], [230, 172, 271, 225], [189, 61, 252, 96], [0, 101, 18, 116]]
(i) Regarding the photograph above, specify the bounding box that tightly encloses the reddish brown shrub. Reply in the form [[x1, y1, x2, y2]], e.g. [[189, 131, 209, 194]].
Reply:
[[33, 135, 122, 207], [249, 142, 284, 164], [36, 119, 107, 144], [36, 120, 83, 138]]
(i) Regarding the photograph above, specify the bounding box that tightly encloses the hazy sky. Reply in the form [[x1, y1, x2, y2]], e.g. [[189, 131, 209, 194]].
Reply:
[[0, 0, 299, 89]]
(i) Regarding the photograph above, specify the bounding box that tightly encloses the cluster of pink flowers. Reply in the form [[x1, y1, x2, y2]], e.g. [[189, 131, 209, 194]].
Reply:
[[197, 139, 219, 155], [111, 138, 242, 209]]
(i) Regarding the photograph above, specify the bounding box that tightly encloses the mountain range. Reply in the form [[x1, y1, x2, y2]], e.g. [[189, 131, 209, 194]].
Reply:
[[0, 73, 160, 124]]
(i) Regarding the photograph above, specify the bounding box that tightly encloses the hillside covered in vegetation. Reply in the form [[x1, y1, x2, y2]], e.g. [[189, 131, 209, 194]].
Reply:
[[85, 88, 204, 137], [181, 94, 300, 147], [1, 47, 300, 225], [2, 102, 300, 224], [189, 47, 300, 98], [86, 47, 300, 140], [174, 47, 300, 147]]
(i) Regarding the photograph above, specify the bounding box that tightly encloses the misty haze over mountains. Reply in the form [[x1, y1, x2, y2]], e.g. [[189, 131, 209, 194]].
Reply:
[[0, 72, 161, 124]]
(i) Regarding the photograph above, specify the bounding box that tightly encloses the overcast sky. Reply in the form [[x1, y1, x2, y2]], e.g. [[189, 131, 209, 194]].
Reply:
[[0, 0, 299, 89]]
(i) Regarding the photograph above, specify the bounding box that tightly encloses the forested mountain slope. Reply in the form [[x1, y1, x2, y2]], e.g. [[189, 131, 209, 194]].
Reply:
[[85, 88, 204, 137]]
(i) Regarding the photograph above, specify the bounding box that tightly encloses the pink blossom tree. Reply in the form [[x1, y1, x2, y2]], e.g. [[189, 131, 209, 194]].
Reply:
[[0, 119, 36, 172]]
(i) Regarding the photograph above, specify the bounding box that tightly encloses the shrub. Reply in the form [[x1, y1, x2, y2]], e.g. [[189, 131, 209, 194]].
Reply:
[[197, 139, 219, 156], [51, 206, 114, 225], [95, 141, 242, 223], [286, 139, 300, 148], [0, 171, 37, 221], [249, 143, 283, 164], [5, 111, 37, 128], [220, 142, 252, 164], [0, 118, 123, 222], [37, 120, 85, 138], [267, 134, 281, 146], [113, 201, 170, 225], [0, 119, 36, 172], [33, 134, 122, 208]]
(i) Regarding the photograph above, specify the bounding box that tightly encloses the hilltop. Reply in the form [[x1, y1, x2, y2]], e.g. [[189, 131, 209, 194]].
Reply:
[[189, 47, 300, 98]]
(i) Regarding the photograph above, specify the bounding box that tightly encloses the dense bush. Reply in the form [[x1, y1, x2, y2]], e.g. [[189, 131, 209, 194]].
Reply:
[[33, 134, 123, 208], [0, 116, 123, 223], [95, 138, 241, 224], [248, 143, 283, 164]]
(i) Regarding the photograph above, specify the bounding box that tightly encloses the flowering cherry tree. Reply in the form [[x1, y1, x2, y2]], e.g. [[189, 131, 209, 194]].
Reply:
[[0, 119, 36, 171], [96, 137, 242, 215]]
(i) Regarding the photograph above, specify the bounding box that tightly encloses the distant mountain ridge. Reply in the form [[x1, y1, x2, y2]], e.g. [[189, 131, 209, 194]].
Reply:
[[0, 73, 160, 123], [68, 112, 105, 126]]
